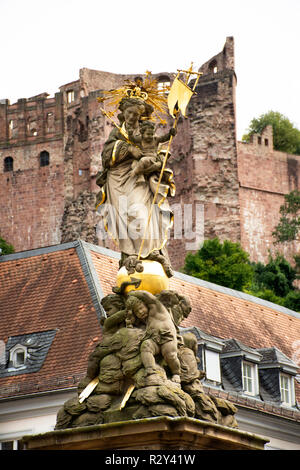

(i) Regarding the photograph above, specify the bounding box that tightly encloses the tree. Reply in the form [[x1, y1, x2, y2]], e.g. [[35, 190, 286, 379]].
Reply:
[[243, 111, 300, 155], [183, 240, 300, 312], [250, 254, 297, 298], [183, 238, 253, 291], [0, 236, 14, 255], [272, 190, 300, 243], [284, 290, 300, 311]]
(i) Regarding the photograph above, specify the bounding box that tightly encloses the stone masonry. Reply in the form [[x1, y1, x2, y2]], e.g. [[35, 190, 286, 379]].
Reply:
[[1, 37, 300, 269]]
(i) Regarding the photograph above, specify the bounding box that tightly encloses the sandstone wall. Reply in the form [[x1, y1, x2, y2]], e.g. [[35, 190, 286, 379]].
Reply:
[[238, 125, 300, 263], [0, 164, 65, 250], [0, 94, 65, 251]]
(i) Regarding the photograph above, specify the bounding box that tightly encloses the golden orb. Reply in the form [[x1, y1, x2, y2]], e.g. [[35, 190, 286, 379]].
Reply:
[[116, 260, 169, 295]]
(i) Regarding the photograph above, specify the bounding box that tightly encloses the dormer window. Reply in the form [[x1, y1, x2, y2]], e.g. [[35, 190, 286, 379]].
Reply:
[[180, 326, 223, 386], [258, 347, 298, 408], [15, 350, 25, 367], [10, 344, 27, 369], [205, 349, 221, 383], [280, 373, 295, 407], [221, 338, 262, 397], [242, 361, 259, 396]]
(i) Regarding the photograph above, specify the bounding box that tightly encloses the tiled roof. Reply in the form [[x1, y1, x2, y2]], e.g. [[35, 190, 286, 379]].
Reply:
[[0, 242, 103, 398], [0, 240, 300, 423]]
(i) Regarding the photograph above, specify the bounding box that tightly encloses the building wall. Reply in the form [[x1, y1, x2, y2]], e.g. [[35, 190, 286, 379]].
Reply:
[[0, 391, 74, 448], [238, 125, 300, 263], [0, 94, 65, 251]]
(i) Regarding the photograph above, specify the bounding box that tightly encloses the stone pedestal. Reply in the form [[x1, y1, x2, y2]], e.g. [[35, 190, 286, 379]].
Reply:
[[20, 416, 269, 450]]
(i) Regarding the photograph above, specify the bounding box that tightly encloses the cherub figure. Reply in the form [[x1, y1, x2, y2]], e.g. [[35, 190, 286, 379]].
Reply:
[[125, 294, 148, 329], [85, 294, 126, 380], [126, 290, 181, 383], [128, 121, 176, 184]]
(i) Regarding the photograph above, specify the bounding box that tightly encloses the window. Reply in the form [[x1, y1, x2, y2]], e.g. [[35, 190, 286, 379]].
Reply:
[[67, 90, 75, 104], [280, 373, 295, 406], [157, 76, 171, 94], [4, 157, 13, 172], [0, 440, 18, 450], [27, 118, 38, 136], [8, 120, 14, 138], [40, 150, 50, 167], [15, 350, 25, 366], [10, 344, 27, 368], [205, 349, 221, 382], [242, 361, 258, 396], [209, 60, 218, 74]]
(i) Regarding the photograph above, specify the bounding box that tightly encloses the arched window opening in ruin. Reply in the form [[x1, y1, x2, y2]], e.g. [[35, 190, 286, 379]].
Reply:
[[157, 75, 171, 94], [265, 139, 269, 146], [8, 120, 14, 138], [67, 90, 75, 104], [4, 157, 13, 172], [209, 60, 218, 74], [40, 150, 50, 167], [258, 137, 262, 145]]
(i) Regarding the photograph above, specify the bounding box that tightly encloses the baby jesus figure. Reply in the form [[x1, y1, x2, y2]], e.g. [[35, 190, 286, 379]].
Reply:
[[125, 290, 181, 383], [128, 121, 176, 184]]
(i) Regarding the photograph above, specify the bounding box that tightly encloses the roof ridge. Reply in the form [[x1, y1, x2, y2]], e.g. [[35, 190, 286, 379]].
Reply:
[[0, 241, 80, 262], [75, 240, 106, 323], [173, 270, 300, 320]]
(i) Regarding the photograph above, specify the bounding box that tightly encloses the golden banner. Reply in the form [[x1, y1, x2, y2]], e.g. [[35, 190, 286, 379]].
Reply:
[[167, 77, 194, 118]]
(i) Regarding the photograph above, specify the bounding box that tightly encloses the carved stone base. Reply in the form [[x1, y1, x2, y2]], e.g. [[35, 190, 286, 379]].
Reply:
[[20, 416, 269, 450]]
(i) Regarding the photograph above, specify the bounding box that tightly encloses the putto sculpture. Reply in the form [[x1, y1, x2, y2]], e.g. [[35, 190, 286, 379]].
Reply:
[[55, 67, 238, 430]]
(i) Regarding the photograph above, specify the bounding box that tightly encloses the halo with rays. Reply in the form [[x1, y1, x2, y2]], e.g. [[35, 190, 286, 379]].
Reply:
[[97, 72, 170, 125]]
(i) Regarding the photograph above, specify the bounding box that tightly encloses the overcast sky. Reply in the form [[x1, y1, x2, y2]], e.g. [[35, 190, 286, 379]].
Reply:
[[0, 0, 299, 139]]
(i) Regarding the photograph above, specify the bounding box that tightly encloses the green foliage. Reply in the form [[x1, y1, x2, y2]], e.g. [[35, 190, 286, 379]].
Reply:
[[284, 290, 300, 311], [183, 239, 300, 312], [250, 254, 297, 298], [244, 288, 285, 306], [183, 238, 253, 291], [243, 111, 300, 155], [272, 190, 300, 243], [0, 236, 14, 255]]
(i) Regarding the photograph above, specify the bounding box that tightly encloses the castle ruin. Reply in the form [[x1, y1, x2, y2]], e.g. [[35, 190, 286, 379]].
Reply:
[[1, 37, 300, 269]]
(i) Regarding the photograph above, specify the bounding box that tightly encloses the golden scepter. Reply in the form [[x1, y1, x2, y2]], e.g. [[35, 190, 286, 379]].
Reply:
[[137, 64, 203, 261]]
